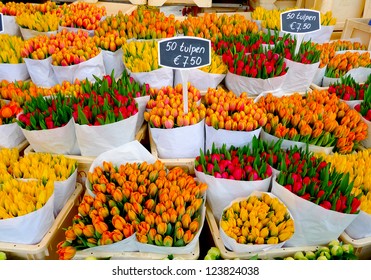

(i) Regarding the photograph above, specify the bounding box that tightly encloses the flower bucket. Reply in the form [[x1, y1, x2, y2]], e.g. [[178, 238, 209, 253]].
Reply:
[[149, 119, 205, 159], [24, 56, 58, 87], [205, 125, 261, 151], [101, 48, 124, 79], [281, 59, 320, 93], [52, 51, 105, 84], [0, 63, 30, 82], [75, 113, 138, 157], [225, 71, 287, 97], [0, 122, 26, 148], [3, 15, 21, 36], [174, 69, 226, 91], [125, 66, 174, 90], [0, 194, 55, 245], [19, 27, 57, 41], [345, 210, 371, 240], [53, 169, 78, 217], [20, 117, 80, 155], [361, 115, 371, 148]]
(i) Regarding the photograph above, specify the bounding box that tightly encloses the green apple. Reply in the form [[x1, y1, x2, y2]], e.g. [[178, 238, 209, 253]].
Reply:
[[0, 252, 7, 260]]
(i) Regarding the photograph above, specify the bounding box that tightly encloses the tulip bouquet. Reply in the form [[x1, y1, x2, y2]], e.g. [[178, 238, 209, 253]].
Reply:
[[11, 152, 78, 216], [220, 192, 294, 252], [203, 87, 266, 150], [50, 29, 105, 84], [195, 138, 273, 220], [257, 90, 368, 154], [17, 92, 79, 155], [0, 34, 29, 81], [274, 38, 321, 92], [328, 75, 369, 108], [0, 79, 82, 105], [16, 11, 59, 40], [71, 73, 139, 156], [316, 40, 367, 69], [57, 161, 207, 259], [0, 100, 25, 148], [0, 178, 55, 244], [179, 13, 259, 43], [224, 48, 288, 96], [122, 40, 173, 89], [272, 148, 361, 246], [95, 9, 178, 40], [317, 149, 371, 239], [93, 31, 126, 78], [144, 84, 205, 159], [324, 51, 371, 87], [58, 2, 107, 32], [354, 84, 371, 148]]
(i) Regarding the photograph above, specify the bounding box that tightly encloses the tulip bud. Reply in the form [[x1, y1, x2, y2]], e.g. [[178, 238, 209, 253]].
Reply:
[[163, 235, 173, 247]]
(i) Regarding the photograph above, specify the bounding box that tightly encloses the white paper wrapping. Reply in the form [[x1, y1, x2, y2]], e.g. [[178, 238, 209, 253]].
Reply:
[[260, 129, 334, 154], [195, 169, 271, 221], [57, 26, 95, 37], [134, 95, 150, 134], [19, 27, 57, 40], [219, 192, 292, 253], [361, 116, 371, 148], [205, 125, 261, 151], [0, 122, 26, 148], [3, 15, 21, 36], [136, 198, 205, 254], [86, 140, 156, 196], [323, 67, 371, 87], [20, 118, 80, 155], [303, 25, 334, 44], [312, 66, 326, 86], [271, 179, 358, 246], [281, 59, 320, 93], [150, 119, 205, 159], [342, 99, 362, 109], [225, 71, 287, 97], [75, 113, 138, 157], [0, 194, 55, 244], [24, 56, 58, 87], [174, 68, 226, 91], [101, 48, 124, 79], [53, 169, 78, 217], [345, 210, 371, 239], [126, 67, 174, 89], [52, 51, 105, 84], [74, 234, 138, 255], [0, 63, 30, 82]]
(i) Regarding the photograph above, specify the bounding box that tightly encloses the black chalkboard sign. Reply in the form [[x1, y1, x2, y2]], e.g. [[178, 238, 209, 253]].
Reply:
[[158, 36, 211, 69], [280, 9, 321, 34], [0, 14, 3, 33]]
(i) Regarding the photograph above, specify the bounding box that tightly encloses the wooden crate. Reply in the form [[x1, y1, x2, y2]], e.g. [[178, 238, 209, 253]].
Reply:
[[148, 0, 212, 8], [0, 184, 84, 260], [340, 232, 371, 260], [148, 126, 195, 175], [341, 18, 371, 50]]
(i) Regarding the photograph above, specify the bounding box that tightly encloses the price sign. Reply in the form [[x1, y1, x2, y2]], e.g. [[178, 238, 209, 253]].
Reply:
[[0, 13, 3, 33], [158, 37, 210, 114], [281, 9, 321, 34], [158, 36, 211, 69]]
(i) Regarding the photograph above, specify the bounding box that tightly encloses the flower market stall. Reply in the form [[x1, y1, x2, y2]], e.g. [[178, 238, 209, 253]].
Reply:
[[1, 0, 371, 262]]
